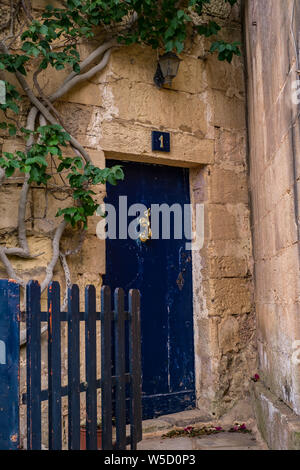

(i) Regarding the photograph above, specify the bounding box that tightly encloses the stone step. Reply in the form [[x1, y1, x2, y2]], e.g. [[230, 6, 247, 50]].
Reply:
[[141, 409, 213, 436]]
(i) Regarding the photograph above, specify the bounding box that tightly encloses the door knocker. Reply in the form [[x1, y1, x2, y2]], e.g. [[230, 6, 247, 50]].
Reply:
[[139, 208, 152, 243]]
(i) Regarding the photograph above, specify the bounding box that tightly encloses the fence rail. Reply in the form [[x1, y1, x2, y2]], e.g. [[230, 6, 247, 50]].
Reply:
[[0, 280, 142, 451]]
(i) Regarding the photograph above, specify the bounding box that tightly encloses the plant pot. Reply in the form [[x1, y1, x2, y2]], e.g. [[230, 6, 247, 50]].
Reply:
[[80, 426, 102, 450]]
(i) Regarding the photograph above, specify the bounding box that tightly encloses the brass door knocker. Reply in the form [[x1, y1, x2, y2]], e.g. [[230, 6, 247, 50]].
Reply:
[[139, 208, 152, 243]]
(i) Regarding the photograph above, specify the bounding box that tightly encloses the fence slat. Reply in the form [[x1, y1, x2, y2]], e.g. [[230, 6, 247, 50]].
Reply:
[[48, 282, 62, 450], [85, 285, 97, 450], [114, 288, 126, 450], [101, 286, 113, 450], [26, 281, 42, 450], [68, 284, 81, 450], [129, 289, 142, 450]]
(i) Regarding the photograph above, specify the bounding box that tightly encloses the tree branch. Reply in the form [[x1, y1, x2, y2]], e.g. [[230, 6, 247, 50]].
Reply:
[[50, 48, 113, 102], [60, 39, 116, 87], [21, 0, 33, 24], [59, 228, 85, 310], [40, 220, 67, 292], [0, 41, 92, 163], [60, 251, 71, 311], [0, 247, 26, 287], [33, 67, 67, 129], [17, 106, 38, 254], [0, 168, 5, 187], [19, 71, 92, 162], [3, 247, 43, 258]]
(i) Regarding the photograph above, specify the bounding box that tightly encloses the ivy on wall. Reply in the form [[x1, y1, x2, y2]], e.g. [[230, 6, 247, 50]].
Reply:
[[0, 0, 239, 298]]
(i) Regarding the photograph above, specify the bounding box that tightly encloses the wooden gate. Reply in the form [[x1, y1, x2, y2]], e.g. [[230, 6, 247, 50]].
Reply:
[[0, 279, 142, 450]]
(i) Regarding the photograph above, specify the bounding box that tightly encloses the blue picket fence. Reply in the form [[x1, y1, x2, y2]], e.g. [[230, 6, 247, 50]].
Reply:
[[0, 280, 142, 450]]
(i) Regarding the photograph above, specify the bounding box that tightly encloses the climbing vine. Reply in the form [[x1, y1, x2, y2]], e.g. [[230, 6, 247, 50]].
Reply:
[[0, 0, 239, 300]]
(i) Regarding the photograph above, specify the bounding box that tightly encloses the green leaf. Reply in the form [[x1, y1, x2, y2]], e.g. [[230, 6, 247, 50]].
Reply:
[[6, 100, 19, 114], [8, 124, 17, 136], [26, 156, 48, 166], [165, 40, 174, 52], [48, 146, 59, 155], [39, 24, 49, 35], [175, 40, 184, 54], [5, 167, 15, 177], [73, 62, 81, 73]]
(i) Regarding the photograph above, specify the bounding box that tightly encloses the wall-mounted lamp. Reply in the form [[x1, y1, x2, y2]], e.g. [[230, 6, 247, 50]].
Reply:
[[154, 52, 182, 89]]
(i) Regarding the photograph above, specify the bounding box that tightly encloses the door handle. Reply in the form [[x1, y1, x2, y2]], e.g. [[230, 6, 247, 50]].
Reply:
[[139, 208, 152, 243]]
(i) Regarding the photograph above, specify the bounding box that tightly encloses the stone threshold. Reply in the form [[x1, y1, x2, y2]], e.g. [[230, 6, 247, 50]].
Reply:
[[141, 409, 213, 438], [138, 408, 264, 450]]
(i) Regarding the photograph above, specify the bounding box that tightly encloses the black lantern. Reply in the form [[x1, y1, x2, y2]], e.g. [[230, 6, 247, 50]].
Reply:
[[154, 52, 182, 88]]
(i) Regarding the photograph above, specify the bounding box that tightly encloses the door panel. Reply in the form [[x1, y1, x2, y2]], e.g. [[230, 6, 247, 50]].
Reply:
[[104, 160, 195, 419]]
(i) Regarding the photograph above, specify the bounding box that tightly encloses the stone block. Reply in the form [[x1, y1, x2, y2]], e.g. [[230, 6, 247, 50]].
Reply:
[[0, 185, 32, 232], [89, 149, 105, 168], [32, 188, 73, 234], [270, 245, 300, 304], [207, 238, 252, 260], [55, 102, 100, 139], [109, 79, 208, 136], [32, 0, 62, 8], [208, 204, 238, 241], [66, 235, 105, 276], [99, 120, 214, 166], [218, 316, 240, 354], [98, 45, 206, 95], [103, 45, 157, 87], [61, 80, 103, 106], [209, 168, 248, 204], [215, 128, 247, 168], [212, 90, 246, 130], [210, 256, 249, 279], [274, 192, 298, 252], [209, 278, 252, 316], [2, 138, 24, 154], [254, 383, 300, 450], [270, 136, 295, 205], [206, 54, 245, 95]]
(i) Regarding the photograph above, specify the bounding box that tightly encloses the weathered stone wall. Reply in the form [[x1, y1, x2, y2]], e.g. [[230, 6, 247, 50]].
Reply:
[[245, 0, 300, 449], [95, 2, 256, 417], [0, 0, 255, 447]]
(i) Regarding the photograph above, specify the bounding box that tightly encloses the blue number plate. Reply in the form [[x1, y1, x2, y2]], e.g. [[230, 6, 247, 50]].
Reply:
[[152, 131, 170, 152]]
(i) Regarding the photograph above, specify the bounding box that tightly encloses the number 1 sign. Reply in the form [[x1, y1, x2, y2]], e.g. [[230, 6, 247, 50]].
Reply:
[[152, 131, 170, 153]]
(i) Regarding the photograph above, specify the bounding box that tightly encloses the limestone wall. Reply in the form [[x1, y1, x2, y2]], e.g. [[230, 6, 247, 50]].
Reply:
[[0, 0, 255, 447], [245, 0, 300, 448], [80, 2, 256, 417]]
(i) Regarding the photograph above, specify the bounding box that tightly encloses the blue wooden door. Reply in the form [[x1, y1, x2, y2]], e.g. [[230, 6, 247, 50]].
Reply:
[[104, 161, 195, 419]]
